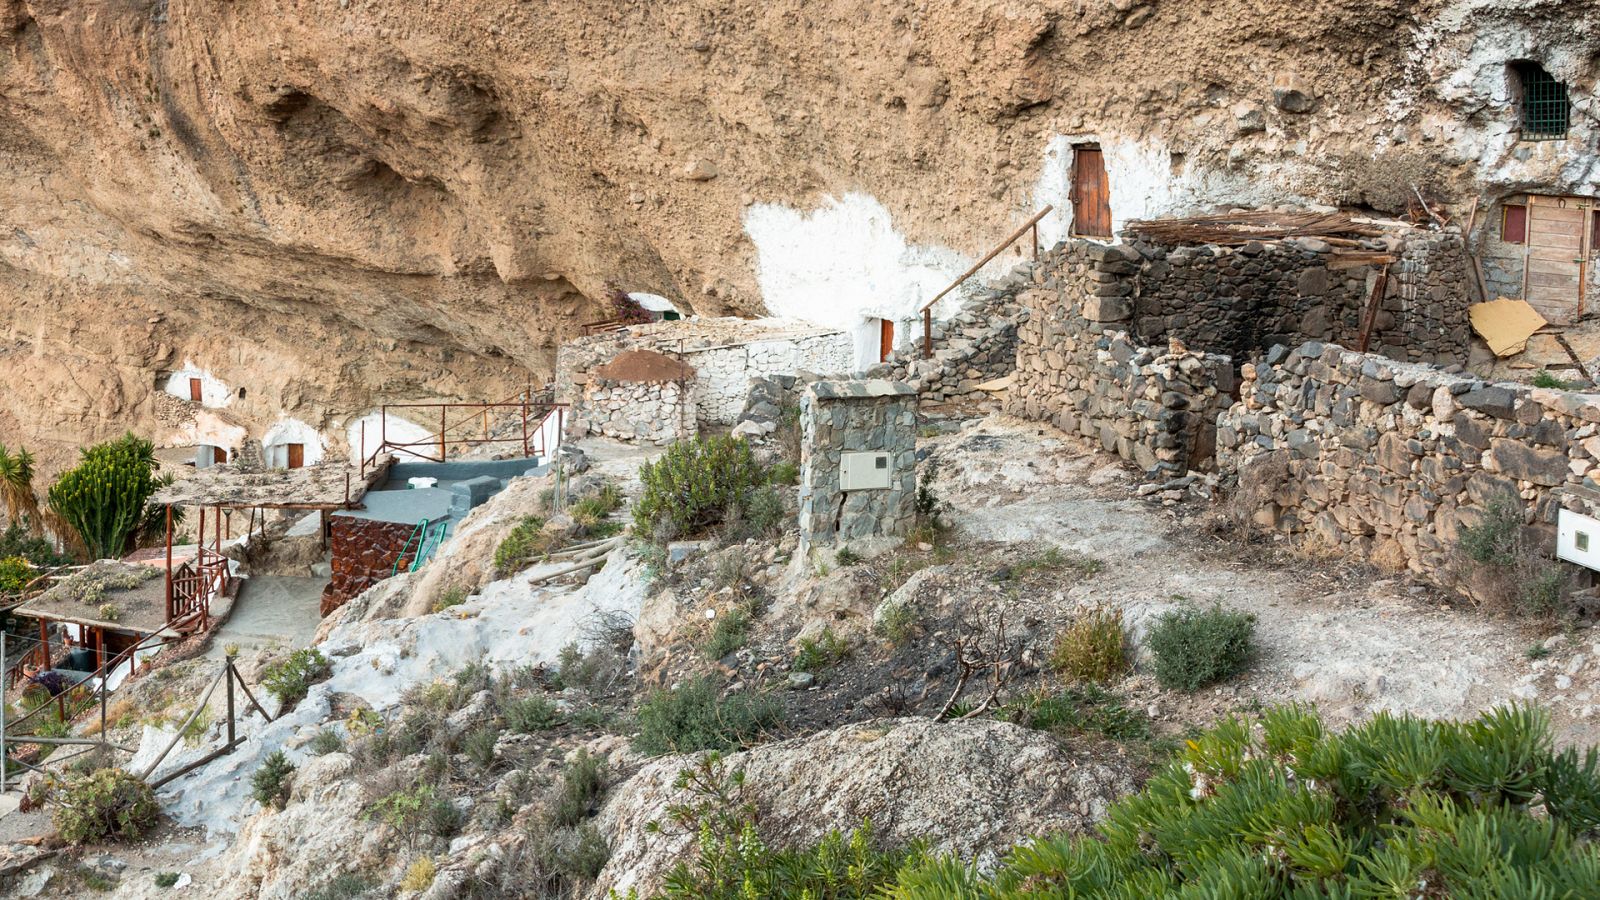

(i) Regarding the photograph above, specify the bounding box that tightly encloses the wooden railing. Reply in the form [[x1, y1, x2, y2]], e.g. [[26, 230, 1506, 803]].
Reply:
[[360, 395, 567, 474], [168, 549, 227, 629], [920, 206, 1053, 358]]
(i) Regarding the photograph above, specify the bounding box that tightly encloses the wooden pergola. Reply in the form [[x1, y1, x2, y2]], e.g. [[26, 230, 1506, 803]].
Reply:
[[149, 457, 393, 630]]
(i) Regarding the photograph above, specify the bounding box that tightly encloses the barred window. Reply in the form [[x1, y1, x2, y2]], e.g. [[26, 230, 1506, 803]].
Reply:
[[1511, 61, 1570, 141]]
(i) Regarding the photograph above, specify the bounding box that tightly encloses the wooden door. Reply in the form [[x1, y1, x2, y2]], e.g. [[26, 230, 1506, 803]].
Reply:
[[188, 378, 203, 402], [1524, 195, 1590, 323], [1071, 146, 1112, 238], [213, 446, 227, 465], [286, 443, 305, 469], [879, 318, 895, 361]]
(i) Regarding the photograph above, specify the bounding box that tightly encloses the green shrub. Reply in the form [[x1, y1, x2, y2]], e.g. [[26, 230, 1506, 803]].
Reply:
[[506, 695, 563, 733], [431, 587, 466, 613], [834, 547, 863, 567], [462, 725, 502, 769], [308, 728, 344, 755], [742, 485, 787, 536], [767, 461, 799, 486], [1003, 684, 1150, 742], [1460, 494, 1524, 567], [703, 607, 752, 660], [368, 783, 462, 840], [262, 648, 332, 708], [873, 601, 920, 645], [302, 873, 376, 900], [1145, 604, 1255, 691], [46, 432, 161, 560], [0, 522, 68, 568], [634, 436, 766, 539], [570, 483, 623, 529], [495, 515, 554, 574], [154, 872, 180, 888], [793, 628, 849, 672], [0, 555, 32, 594], [550, 750, 607, 828], [633, 677, 785, 755], [251, 750, 295, 810], [1532, 369, 1578, 390], [51, 768, 159, 844], [1050, 607, 1128, 683], [884, 705, 1600, 897]]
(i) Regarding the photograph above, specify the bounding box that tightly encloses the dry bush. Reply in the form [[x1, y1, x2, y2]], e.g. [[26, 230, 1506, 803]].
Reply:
[[1050, 607, 1129, 684]]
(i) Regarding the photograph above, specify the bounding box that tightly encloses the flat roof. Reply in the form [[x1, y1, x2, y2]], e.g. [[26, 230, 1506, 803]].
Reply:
[[150, 458, 392, 510], [18, 560, 171, 634]]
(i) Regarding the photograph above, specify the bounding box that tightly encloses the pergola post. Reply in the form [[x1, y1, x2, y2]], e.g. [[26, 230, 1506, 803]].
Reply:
[[164, 504, 174, 623]]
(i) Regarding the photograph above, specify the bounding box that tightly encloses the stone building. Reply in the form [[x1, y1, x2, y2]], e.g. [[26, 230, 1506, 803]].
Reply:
[[556, 317, 855, 443]]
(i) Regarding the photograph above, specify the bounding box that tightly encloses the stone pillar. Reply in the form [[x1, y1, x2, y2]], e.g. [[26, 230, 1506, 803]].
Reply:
[[798, 380, 918, 554]]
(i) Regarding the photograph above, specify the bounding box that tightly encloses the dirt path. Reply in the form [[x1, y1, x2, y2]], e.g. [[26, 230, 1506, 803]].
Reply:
[[926, 416, 1600, 747]]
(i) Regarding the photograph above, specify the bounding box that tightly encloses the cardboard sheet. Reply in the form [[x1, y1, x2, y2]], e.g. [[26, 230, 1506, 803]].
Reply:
[[1470, 298, 1548, 357]]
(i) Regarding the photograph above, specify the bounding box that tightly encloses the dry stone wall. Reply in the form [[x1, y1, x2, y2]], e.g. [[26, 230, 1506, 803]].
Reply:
[[573, 378, 694, 445], [1127, 230, 1472, 367], [873, 265, 1031, 403], [1216, 341, 1600, 578], [1005, 242, 1235, 476]]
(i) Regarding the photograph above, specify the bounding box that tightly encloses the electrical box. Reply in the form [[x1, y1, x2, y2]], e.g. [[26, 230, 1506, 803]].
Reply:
[[1557, 507, 1600, 571], [839, 451, 893, 491]]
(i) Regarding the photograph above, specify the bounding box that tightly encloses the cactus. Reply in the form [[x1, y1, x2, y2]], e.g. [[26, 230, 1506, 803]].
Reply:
[[46, 432, 160, 561]]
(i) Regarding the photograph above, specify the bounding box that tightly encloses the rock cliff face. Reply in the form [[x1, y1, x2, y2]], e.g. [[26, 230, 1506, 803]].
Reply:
[[2, 0, 1594, 471]]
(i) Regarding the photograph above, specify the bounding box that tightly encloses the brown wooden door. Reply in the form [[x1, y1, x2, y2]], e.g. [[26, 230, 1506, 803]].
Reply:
[[213, 446, 227, 465], [286, 443, 305, 469], [1071, 146, 1112, 238], [879, 318, 895, 361], [189, 378, 203, 402], [1524, 195, 1590, 323]]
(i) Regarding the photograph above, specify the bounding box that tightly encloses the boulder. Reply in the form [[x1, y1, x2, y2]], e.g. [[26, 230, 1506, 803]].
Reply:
[[591, 718, 1136, 899]]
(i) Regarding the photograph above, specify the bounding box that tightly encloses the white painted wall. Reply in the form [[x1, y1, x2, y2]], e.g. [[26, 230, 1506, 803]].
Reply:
[[262, 417, 325, 468], [162, 362, 234, 408], [1032, 134, 1283, 247], [345, 412, 435, 464], [628, 292, 682, 315], [166, 410, 248, 460], [745, 192, 988, 370]]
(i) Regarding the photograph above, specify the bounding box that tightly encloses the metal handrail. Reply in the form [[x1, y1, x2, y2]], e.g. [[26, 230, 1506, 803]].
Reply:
[[360, 396, 567, 474], [920, 205, 1053, 358]]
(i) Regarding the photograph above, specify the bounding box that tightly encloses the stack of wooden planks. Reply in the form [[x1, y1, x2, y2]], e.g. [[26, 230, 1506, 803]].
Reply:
[[1124, 211, 1387, 247]]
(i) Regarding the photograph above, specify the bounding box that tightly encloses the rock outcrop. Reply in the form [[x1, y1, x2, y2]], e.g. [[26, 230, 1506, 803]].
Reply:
[[592, 717, 1136, 898]]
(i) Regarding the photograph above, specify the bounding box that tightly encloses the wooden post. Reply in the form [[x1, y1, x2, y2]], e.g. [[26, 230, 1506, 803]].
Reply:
[[1031, 222, 1039, 259], [522, 399, 530, 458], [164, 505, 174, 622], [36, 617, 48, 670], [439, 405, 447, 460], [225, 660, 236, 748], [922, 308, 932, 359]]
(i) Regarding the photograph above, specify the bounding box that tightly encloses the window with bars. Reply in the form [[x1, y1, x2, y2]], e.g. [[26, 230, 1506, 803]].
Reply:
[[1511, 62, 1570, 141]]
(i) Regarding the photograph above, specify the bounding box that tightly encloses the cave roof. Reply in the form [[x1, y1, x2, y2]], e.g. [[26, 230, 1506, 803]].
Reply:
[[149, 458, 392, 510]]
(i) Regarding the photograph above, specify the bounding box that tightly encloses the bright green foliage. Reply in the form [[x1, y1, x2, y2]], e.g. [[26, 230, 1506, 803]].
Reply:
[[793, 628, 849, 672], [633, 677, 784, 755], [154, 872, 181, 887], [51, 768, 159, 844], [1145, 604, 1256, 691], [0, 555, 33, 595], [262, 648, 332, 708], [250, 750, 296, 810], [634, 436, 766, 538], [46, 433, 160, 560], [881, 704, 1600, 898]]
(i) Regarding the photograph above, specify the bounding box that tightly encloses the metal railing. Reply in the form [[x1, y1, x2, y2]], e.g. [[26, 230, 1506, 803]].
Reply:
[[359, 393, 567, 474], [919, 205, 1053, 358]]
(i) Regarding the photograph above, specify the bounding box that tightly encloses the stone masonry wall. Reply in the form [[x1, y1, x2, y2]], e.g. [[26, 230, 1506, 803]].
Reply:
[[684, 333, 853, 424], [1216, 340, 1600, 579], [1127, 230, 1472, 367], [798, 380, 918, 551], [573, 378, 694, 444], [873, 264, 1031, 404], [323, 516, 418, 615], [1005, 242, 1236, 476]]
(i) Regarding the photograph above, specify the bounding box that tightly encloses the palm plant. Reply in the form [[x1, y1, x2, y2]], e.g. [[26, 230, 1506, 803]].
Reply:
[[0, 443, 39, 528]]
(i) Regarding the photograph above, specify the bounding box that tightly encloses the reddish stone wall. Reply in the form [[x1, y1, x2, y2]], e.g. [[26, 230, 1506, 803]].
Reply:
[[322, 517, 418, 615]]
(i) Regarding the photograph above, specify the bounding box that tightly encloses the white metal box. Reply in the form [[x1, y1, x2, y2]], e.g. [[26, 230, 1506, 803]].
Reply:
[[1557, 507, 1600, 571], [839, 451, 893, 490]]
